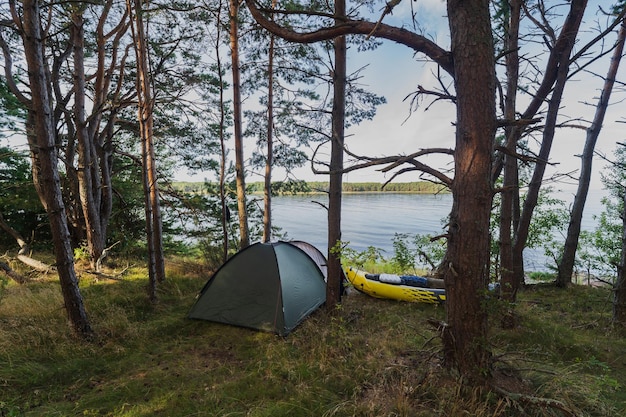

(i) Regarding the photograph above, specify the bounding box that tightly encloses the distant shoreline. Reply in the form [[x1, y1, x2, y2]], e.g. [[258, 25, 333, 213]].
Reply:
[[173, 180, 450, 195]]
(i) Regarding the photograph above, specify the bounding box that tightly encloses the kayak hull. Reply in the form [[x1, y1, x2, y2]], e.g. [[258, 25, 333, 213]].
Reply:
[[345, 267, 446, 304]]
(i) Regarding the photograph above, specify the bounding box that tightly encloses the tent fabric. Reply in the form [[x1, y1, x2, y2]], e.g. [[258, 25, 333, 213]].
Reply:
[[288, 240, 328, 280], [188, 241, 326, 336], [289, 240, 347, 294]]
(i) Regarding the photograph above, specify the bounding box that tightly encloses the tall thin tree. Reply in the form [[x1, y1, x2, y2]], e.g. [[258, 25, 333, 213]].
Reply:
[[558, 17, 626, 286], [215, 1, 230, 261], [512, 0, 588, 290], [230, 0, 250, 248], [70, 6, 106, 269], [128, 0, 166, 301], [326, 0, 346, 307], [261, 0, 277, 243], [498, 0, 522, 314]]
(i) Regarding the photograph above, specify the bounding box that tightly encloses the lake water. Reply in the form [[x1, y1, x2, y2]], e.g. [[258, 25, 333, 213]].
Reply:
[[271, 189, 609, 272]]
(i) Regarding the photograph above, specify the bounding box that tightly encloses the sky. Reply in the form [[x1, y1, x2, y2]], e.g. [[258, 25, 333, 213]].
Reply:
[[172, 0, 626, 191]]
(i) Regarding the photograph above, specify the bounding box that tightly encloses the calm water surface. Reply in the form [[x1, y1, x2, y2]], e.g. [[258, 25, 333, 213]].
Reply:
[[272, 192, 452, 255], [271, 189, 608, 271]]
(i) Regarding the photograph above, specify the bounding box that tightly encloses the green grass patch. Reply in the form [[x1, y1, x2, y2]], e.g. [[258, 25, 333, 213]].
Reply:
[[1, 261, 625, 416]]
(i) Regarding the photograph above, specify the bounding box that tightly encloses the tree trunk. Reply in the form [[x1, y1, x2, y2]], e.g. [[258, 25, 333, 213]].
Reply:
[[24, 111, 46, 209], [21, 0, 93, 337], [262, 11, 276, 243], [71, 10, 105, 268], [215, 2, 229, 262], [92, 0, 120, 245], [230, 0, 250, 249], [141, 134, 157, 302], [499, 0, 522, 325], [443, 0, 496, 384], [512, 0, 587, 288], [616, 177, 626, 326], [326, 0, 347, 308], [558, 19, 626, 287], [129, 0, 166, 301]]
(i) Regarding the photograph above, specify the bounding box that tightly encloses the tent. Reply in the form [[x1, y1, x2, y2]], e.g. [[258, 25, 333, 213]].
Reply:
[[188, 241, 327, 336]]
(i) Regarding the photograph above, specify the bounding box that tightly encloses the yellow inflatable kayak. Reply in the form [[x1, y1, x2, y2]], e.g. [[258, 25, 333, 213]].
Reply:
[[344, 267, 446, 304]]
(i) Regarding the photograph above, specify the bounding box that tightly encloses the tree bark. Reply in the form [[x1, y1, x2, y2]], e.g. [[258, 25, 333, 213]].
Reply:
[[616, 177, 626, 326], [129, 0, 166, 301], [70, 10, 105, 268], [443, 0, 496, 384], [230, 0, 250, 249], [262, 4, 276, 243], [215, 1, 229, 261], [499, 0, 522, 324], [558, 18, 626, 287], [326, 0, 347, 308], [513, 0, 588, 289], [20, 0, 93, 337]]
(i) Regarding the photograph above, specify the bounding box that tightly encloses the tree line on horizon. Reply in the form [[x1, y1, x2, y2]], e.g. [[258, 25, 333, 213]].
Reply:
[[174, 180, 448, 194], [2, 0, 626, 397]]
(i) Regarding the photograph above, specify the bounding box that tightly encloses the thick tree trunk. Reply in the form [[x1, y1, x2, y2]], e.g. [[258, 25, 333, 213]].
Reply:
[[21, 0, 92, 337], [444, 0, 496, 384], [326, 0, 347, 308], [558, 19, 626, 286], [230, 0, 250, 249]]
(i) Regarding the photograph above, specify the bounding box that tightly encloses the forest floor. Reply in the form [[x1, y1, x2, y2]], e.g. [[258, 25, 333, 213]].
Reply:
[[1, 257, 625, 416]]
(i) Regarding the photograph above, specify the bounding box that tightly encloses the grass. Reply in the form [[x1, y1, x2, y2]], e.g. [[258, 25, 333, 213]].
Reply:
[[1, 259, 626, 416]]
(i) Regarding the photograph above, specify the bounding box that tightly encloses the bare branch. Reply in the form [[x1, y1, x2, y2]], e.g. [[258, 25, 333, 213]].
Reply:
[[244, 0, 454, 75]]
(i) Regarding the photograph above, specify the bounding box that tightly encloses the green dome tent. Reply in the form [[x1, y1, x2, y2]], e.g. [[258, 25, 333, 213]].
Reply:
[[188, 241, 327, 336]]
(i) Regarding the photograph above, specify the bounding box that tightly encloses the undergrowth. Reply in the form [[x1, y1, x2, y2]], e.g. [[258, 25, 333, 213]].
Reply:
[[1, 259, 625, 416]]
